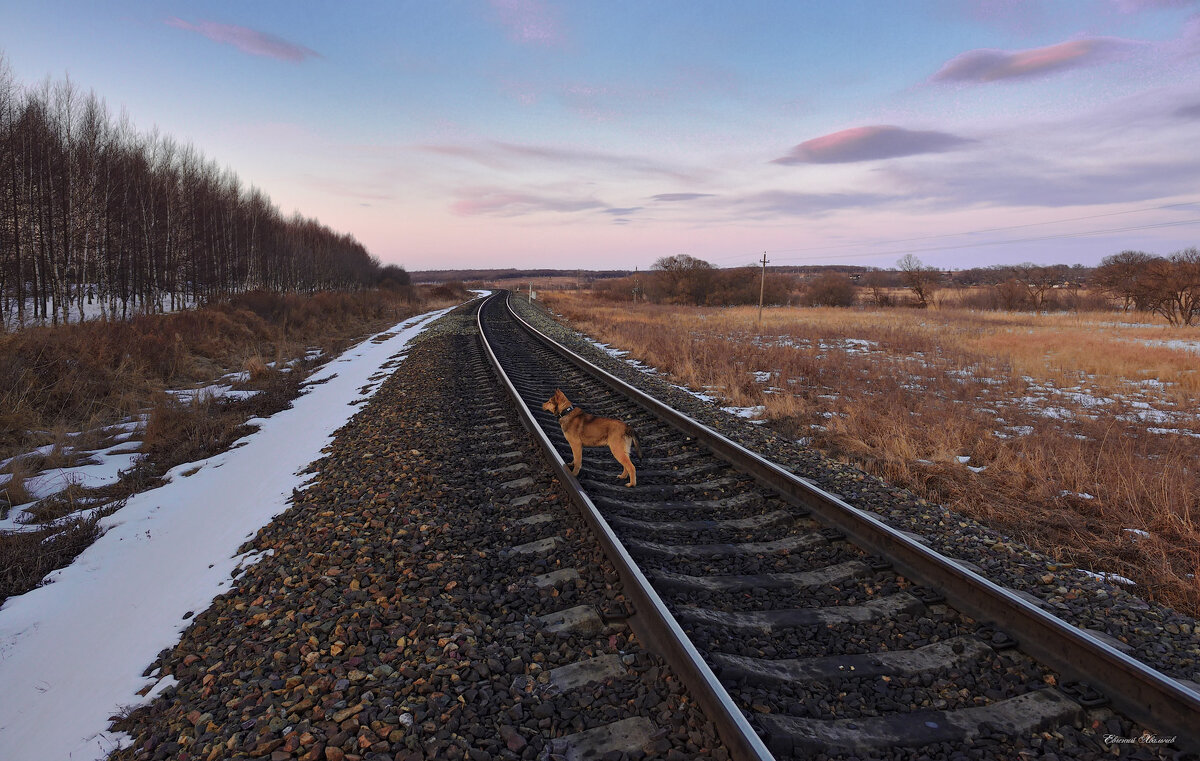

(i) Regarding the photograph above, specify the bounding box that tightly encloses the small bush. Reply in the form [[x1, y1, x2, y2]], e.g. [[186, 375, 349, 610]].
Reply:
[[801, 272, 857, 307], [429, 281, 471, 301], [243, 356, 270, 381]]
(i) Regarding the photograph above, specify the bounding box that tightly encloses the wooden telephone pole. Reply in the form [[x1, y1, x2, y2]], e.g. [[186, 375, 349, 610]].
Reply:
[[758, 252, 769, 324]]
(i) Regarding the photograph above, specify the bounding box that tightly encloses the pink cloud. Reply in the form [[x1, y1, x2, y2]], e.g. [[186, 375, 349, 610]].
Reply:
[[417, 141, 698, 181], [451, 188, 603, 217], [649, 193, 716, 202], [773, 126, 972, 164], [166, 18, 320, 62], [1114, 0, 1197, 12], [933, 37, 1134, 82], [487, 0, 564, 46]]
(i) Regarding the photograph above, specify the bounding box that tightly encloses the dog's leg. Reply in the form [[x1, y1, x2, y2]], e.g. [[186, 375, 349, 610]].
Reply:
[[613, 438, 636, 487], [569, 439, 583, 476], [615, 451, 630, 481]]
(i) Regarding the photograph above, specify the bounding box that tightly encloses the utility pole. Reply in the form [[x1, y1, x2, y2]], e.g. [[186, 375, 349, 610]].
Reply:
[[528, 282, 533, 303], [758, 252, 769, 325]]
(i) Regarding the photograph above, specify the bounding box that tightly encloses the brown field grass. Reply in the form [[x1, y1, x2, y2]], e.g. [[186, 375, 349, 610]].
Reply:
[[543, 291, 1200, 617], [0, 286, 458, 462]]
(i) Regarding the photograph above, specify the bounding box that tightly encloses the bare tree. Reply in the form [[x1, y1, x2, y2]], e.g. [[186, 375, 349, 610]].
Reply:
[[1094, 250, 1158, 312], [861, 269, 893, 307], [1142, 249, 1200, 326], [896, 254, 941, 308], [1009, 263, 1068, 309]]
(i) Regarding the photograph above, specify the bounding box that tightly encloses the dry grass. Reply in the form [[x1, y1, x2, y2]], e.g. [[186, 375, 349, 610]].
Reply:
[[0, 287, 452, 463], [543, 291, 1200, 616], [139, 393, 254, 472], [1, 460, 33, 517], [0, 516, 104, 603], [243, 355, 271, 380]]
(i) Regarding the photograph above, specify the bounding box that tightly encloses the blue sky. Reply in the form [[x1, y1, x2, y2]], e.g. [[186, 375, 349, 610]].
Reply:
[[3, 0, 1199, 271]]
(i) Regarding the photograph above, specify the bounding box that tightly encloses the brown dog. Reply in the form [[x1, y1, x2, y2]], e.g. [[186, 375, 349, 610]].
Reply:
[[542, 389, 641, 487]]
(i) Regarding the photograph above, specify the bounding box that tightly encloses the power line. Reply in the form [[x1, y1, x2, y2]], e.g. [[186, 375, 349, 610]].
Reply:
[[770, 217, 1200, 263], [705, 199, 1200, 265]]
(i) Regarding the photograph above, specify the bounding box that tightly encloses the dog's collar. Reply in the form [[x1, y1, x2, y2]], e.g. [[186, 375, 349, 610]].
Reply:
[[557, 405, 575, 418]]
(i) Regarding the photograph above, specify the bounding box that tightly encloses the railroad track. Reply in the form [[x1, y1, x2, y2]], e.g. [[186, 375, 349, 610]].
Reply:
[[477, 291, 1200, 760]]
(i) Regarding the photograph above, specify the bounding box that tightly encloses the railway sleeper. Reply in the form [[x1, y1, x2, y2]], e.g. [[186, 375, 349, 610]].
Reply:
[[760, 688, 1084, 754], [591, 490, 761, 513], [679, 591, 925, 631], [625, 530, 828, 559], [578, 474, 747, 496], [607, 508, 794, 533], [711, 634, 993, 684], [648, 559, 873, 593]]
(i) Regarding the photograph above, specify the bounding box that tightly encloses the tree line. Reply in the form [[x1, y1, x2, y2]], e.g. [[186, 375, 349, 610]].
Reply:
[[0, 55, 392, 329], [590, 249, 1200, 326]]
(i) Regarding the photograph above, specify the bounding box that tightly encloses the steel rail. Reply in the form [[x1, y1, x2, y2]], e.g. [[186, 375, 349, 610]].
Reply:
[[499, 292, 1200, 752], [476, 293, 776, 761]]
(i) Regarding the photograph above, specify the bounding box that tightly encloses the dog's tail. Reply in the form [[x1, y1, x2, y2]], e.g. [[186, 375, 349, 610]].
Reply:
[[626, 429, 642, 460]]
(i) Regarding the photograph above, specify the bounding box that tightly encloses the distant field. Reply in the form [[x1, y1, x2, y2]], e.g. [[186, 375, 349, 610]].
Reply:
[[541, 291, 1200, 616]]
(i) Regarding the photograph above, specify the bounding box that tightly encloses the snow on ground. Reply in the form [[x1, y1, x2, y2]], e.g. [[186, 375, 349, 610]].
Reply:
[[721, 405, 767, 423], [1147, 427, 1200, 438], [1, 294, 200, 331], [585, 338, 659, 374], [164, 371, 260, 405], [1078, 569, 1137, 586], [0, 446, 141, 529], [1, 420, 150, 532], [1128, 338, 1200, 354], [0, 300, 465, 761]]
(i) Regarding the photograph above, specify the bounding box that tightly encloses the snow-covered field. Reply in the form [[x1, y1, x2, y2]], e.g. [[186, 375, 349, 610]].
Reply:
[[0, 301, 462, 761]]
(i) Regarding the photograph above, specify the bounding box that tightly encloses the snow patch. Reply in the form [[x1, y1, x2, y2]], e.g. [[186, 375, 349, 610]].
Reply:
[[721, 405, 767, 423], [1078, 569, 1136, 586]]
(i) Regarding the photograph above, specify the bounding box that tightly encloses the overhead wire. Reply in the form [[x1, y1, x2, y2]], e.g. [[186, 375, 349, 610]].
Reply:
[[771, 217, 1200, 263], [703, 199, 1200, 265]]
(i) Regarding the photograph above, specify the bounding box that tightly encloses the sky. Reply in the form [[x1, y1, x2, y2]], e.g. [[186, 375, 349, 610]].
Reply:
[[2, 0, 1199, 271]]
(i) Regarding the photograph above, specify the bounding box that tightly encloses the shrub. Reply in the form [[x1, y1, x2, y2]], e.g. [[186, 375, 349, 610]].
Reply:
[[801, 273, 857, 307]]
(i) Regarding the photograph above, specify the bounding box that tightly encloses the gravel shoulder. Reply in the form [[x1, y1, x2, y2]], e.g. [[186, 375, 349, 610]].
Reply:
[[509, 296, 1200, 691]]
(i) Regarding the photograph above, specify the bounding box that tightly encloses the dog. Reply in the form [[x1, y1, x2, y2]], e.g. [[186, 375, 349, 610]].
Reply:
[[542, 389, 641, 487]]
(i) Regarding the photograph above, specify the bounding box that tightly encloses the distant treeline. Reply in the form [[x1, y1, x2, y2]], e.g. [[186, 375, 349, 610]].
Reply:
[[587, 251, 1200, 325], [0, 55, 399, 328], [412, 268, 632, 283]]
